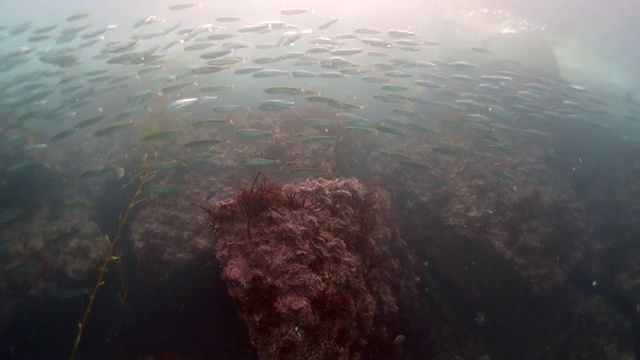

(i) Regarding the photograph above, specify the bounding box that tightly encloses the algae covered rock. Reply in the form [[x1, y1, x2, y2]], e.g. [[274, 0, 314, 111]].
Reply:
[[208, 176, 419, 360]]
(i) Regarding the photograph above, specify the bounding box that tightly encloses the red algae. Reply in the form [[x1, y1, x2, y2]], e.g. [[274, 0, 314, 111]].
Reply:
[[208, 175, 419, 360]]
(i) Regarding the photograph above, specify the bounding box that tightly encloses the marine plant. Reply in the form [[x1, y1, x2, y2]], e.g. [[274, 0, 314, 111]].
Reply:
[[208, 175, 419, 359], [69, 166, 155, 360]]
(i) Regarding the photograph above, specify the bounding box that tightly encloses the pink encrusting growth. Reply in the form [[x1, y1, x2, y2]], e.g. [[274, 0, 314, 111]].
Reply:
[[208, 176, 419, 359]]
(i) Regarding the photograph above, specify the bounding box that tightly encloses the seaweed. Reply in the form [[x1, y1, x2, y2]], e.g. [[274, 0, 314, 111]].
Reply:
[[69, 166, 155, 360]]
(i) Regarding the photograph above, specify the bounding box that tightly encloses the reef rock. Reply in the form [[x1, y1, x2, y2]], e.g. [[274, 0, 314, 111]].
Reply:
[[208, 176, 419, 360]]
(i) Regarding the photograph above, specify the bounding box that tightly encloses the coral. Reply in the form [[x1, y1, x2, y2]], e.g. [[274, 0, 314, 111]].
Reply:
[[208, 176, 418, 360]]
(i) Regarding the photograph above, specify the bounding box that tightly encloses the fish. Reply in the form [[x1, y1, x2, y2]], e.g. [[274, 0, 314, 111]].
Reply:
[[6, 161, 35, 172], [490, 170, 513, 181], [375, 124, 404, 135], [340, 68, 370, 75], [193, 119, 230, 126], [448, 61, 479, 71], [398, 160, 429, 170], [367, 51, 389, 57], [396, 39, 423, 46], [381, 152, 412, 161], [463, 114, 491, 123], [51, 128, 78, 141], [407, 96, 437, 105], [184, 139, 226, 149], [39, 48, 81, 67], [81, 28, 107, 39], [207, 33, 237, 40], [347, 127, 375, 135], [354, 27, 382, 34], [208, 56, 245, 66], [290, 167, 325, 176], [154, 160, 184, 172], [142, 131, 182, 142], [67, 13, 92, 22], [5, 134, 28, 145], [22, 144, 48, 154], [303, 136, 340, 144], [394, 109, 426, 119], [145, 184, 186, 193], [337, 113, 372, 127], [238, 23, 270, 33], [33, 24, 58, 34], [234, 66, 264, 75], [74, 115, 107, 130], [318, 18, 340, 30], [253, 57, 279, 65], [27, 35, 51, 43], [258, 100, 295, 111], [362, 77, 390, 83], [319, 72, 348, 78], [160, 81, 195, 94], [222, 41, 251, 50], [381, 85, 410, 92], [361, 38, 392, 48], [388, 29, 417, 38], [183, 154, 222, 164], [331, 48, 364, 56], [48, 228, 83, 244], [215, 17, 243, 23], [134, 16, 165, 29], [306, 96, 362, 110], [291, 70, 316, 78], [93, 121, 134, 137], [520, 129, 551, 139], [199, 50, 232, 60], [280, 8, 312, 15], [382, 116, 409, 127], [52, 288, 90, 299], [385, 71, 412, 78], [264, 86, 316, 95], [80, 167, 115, 179], [241, 158, 279, 166], [433, 144, 476, 156], [168, 3, 197, 11], [7, 263, 42, 274], [253, 69, 290, 78], [83, 69, 109, 77], [185, 43, 215, 51], [471, 47, 492, 54], [138, 65, 163, 75], [310, 118, 340, 127], [414, 80, 444, 88], [116, 107, 148, 120], [58, 201, 92, 212], [234, 129, 272, 138], [214, 105, 245, 113], [200, 84, 233, 93], [0, 208, 22, 225], [167, 97, 199, 110], [191, 66, 228, 74], [320, 57, 356, 69]]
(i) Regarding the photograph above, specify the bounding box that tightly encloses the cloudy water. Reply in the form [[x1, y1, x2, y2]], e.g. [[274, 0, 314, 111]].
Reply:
[[1, 0, 640, 359]]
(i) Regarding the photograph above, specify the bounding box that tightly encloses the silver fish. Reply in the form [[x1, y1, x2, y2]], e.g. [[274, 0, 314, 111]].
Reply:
[[167, 97, 199, 110]]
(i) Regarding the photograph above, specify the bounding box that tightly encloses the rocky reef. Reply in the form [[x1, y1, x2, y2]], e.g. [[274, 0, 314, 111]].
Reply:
[[124, 109, 639, 359], [208, 175, 419, 360]]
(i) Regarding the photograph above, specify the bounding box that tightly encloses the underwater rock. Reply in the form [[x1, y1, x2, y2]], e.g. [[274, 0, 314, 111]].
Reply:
[[130, 174, 222, 282], [374, 141, 589, 294], [208, 176, 419, 360], [129, 108, 341, 283]]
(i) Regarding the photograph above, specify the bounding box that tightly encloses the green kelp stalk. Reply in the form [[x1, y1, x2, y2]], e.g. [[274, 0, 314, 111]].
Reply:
[[70, 168, 154, 360]]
